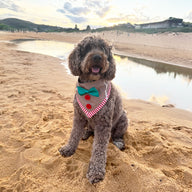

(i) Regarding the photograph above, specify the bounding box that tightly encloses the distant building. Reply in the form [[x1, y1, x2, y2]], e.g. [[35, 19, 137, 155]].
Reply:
[[135, 17, 183, 29]]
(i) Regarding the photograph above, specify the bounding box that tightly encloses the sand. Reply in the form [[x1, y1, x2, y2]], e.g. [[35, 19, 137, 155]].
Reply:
[[0, 31, 192, 192]]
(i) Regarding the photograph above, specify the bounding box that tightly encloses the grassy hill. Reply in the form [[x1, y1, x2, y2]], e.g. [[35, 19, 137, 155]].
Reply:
[[0, 18, 78, 32], [92, 21, 192, 34], [0, 18, 192, 33]]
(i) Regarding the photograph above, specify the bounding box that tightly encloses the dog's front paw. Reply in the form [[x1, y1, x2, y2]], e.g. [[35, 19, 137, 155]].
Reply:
[[59, 145, 75, 157], [86, 163, 105, 184]]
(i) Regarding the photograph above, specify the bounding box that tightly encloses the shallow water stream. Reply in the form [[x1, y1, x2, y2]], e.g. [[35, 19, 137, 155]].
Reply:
[[13, 39, 192, 111]]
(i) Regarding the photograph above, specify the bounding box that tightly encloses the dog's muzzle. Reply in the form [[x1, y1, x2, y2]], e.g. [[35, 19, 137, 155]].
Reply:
[[91, 54, 103, 74]]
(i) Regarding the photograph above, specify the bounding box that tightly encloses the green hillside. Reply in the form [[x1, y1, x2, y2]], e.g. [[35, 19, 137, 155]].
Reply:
[[0, 18, 192, 33], [0, 18, 78, 32]]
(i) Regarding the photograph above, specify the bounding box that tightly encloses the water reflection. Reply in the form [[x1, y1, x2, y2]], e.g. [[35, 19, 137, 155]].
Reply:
[[12, 39, 74, 59], [113, 55, 192, 111], [126, 56, 192, 81], [13, 39, 192, 111]]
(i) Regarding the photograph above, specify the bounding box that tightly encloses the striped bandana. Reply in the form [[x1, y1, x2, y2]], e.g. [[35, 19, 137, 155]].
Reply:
[[76, 80, 111, 118]]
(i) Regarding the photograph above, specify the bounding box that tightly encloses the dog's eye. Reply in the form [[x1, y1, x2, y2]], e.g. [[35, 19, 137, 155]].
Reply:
[[79, 46, 86, 58], [80, 44, 92, 57], [85, 44, 91, 52]]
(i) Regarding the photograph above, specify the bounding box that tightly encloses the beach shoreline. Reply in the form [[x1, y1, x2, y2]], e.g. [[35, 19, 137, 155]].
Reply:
[[114, 49, 192, 70], [1, 31, 192, 69], [0, 31, 192, 191]]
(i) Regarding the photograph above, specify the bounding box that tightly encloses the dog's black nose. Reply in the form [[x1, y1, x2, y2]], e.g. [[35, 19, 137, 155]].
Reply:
[[93, 54, 102, 62]]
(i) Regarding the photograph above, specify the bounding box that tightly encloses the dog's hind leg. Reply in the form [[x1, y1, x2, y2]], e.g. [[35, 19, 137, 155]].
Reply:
[[111, 111, 128, 150]]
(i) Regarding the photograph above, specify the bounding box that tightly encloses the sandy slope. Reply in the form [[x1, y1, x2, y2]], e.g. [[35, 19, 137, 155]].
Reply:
[[0, 32, 192, 192]]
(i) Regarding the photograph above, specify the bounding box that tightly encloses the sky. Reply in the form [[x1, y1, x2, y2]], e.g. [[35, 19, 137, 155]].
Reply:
[[0, 0, 192, 29]]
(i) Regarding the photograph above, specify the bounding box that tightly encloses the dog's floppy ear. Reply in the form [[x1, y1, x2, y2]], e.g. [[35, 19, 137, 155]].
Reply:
[[104, 46, 116, 80], [68, 44, 82, 76]]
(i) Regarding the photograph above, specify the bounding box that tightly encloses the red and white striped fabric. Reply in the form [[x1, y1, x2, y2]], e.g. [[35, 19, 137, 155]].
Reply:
[[76, 82, 111, 118]]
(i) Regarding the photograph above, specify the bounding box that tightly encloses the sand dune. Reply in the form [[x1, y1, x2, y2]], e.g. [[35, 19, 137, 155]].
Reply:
[[0, 32, 192, 191]]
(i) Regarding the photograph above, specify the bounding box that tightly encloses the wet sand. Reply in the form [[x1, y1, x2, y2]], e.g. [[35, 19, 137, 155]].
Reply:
[[0, 32, 192, 191]]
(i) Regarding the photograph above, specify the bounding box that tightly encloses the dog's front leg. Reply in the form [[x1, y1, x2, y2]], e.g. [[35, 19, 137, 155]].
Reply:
[[87, 121, 112, 184], [59, 110, 87, 157]]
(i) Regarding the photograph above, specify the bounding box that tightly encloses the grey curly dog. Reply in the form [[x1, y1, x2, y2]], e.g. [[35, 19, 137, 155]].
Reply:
[[59, 36, 128, 184]]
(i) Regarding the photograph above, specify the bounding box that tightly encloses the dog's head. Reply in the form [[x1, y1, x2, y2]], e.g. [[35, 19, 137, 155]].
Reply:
[[68, 36, 116, 81]]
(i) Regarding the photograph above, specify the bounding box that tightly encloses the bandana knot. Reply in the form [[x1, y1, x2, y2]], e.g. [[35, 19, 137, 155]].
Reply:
[[77, 86, 99, 97]]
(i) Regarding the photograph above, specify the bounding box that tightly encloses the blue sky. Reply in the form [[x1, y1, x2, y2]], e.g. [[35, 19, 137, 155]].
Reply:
[[0, 0, 192, 29]]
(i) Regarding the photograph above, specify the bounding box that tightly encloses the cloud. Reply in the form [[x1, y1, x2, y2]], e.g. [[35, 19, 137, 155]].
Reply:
[[66, 15, 88, 23], [107, 5, 162, 25], [89, 0, 112, 17], [96, 5, 111, 18], [0, 0, 22, 12], [57, 9, 65, 14], [63, 2, 90, 16], [57, 0, 112, 24], [85, 0, 103, 10]]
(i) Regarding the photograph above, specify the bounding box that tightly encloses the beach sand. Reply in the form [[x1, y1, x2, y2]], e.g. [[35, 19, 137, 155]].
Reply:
[[0, 32, 192, 192]]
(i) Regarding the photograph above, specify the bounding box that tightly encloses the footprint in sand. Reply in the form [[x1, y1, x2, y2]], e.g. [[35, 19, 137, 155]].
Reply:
[[64, 159, 82, 180], [23, 147, 44, 163]]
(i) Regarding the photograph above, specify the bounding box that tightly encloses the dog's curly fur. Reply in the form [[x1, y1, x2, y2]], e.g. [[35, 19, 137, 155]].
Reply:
[[59, 36, 128, 184]]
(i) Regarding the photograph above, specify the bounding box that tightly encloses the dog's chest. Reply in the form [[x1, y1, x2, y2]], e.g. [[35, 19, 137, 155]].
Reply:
[[76, 80, 111, 118]]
